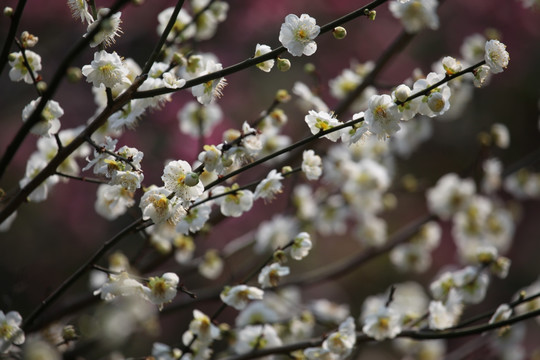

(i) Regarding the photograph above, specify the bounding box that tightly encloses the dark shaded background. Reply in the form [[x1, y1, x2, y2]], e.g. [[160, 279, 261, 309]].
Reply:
[[1, 0, 540, 358]]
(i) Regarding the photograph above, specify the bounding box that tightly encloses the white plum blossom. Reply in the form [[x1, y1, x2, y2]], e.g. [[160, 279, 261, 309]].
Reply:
[[86, 9, 122, 47], [302, 149, 322, 180], [176, 203, 212, 235], [82, 50, 130, 88], [258, 263, 290, 288], [68, 0, 94, 23], [304, 110, 342, 141], [22, 97, 63, 137], [322, 317, 356, 357], [179, 101, 222, 138], [311, 299, 350, 324], [157, 7, 196, 42], [140, 186, 185, 225], [254, 43, 275, 72], [198, 249, 224, 280], [364, 94, 401, 139], [143, 272, 179, 310], [0, 311, 25, 353], [291, 232, 312, 260], [162, 160, 204, 205], [428, 289, 463, 330], [189, 310, 220, 344], [485, 40, 510, 74], [362, 307, 402, 341], [473, 64, 491, 87], [8, 50, 41, 83], [254, 169, 283, 201], [95, 184, 135, 220], [213, 185, 254, 217], [93, 271, 145, 301], [220, 285, 264, 310], [279, 14, 320, 57], [19, 154, 59, 202], [191, 59, 227, 105], [234, 325, 282, 355], [491, 123, 510, 149], [151, 342, 182, 360], [426, 173, 476, 220], [389, 0, 439, 33]]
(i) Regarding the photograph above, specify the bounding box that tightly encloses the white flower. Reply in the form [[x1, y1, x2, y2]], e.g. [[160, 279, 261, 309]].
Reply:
[[323, 317, 356, 357], [86, 9, 122, 47], [279, 14, 320, 57], [428, 289, 463, 330], [291, 232, 312, 260], [485, 40, 509, 74], [82, 50, 130, 88], [302, 150, 322, 180], [254, 215, 299, 254], [191, 59, 227, 105], [293, 81, 329, 112], [254, 43, 275, 72], [179, 101, 222, 138], [157, 7, 196, 42], [93, 271, 145, 301], [441, 56, 462, 75], [68, 0, 94, 23], [491, 123, 510, 149], [162, 72, 186, 89], [19, 154, 59, 202], [151, 342, 182, 360], [426, 173, 476, 220], [258, 263, 290, 288], [364, 94, 401, 140], [8, 50, 41, 83], [0, 311, 25, 353], [453, 266, 490, 304], [140, 186, 185, 225], [234, 325, 282, 355], [213, 185, 254, 217], [22, 97, 63, 137], [389, 0, 439, 33], [95, 184, 135, 220], [176, 203, 212, 235], [161, 160, 204, 205], [362, 307, 402, 341], [220, 285, 264, 310], [198, 249, 223, 280], [143, 272, 179, 310], [304, 110, 342, 141], [311, 299, 350, 324], [254, 169, 283, 201], [189, 310, 220, 344], [473, 64, 491, 87]]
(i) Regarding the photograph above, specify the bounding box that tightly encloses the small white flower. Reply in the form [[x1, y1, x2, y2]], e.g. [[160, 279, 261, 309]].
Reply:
[[162, 160, 204, 205], [22, 97, 63, 137], [86, 9, 122, 47], [213, 185, 254, 217], [199, 249, 223, 280], [293, 81, 329, 112], [279, 14, 320, 57], [426, 173, 476, 220], [157, 7, 196, 42], [441, 56, 462, 75], [323, 317, 356, 356], [254, 169, 283, 201], [67, 0, 94, 23], [8, 50, 41, 83], [428, 289, 463, 330], [95, 184, 135, 220], [234, 325, 282, 355], [362, 307, 402, 341], [0, 311, 25, 353], [491, 123, 510, 149], [93, 271, 145, 301], [179, 101, 222, 138], [19, 154, 59, 202], [143, 272, 179, 310], [304, 110, 342, 141], [191, 59, 227, 105], [302, 149, 322, 180], [176, 203, 212, 235], [254, 43, 275, 72], [311, 300, 350, 324], [82, 50, 130, 88], [364, 94, 401, 140], [473, 64, 491, 87], [162, 72, 186, 89], [484, 40, 509, 74], [189, 310, 220, 344], [389, 0, 439, 33], [140, 186, 184, 225], [258, 263, 290, 288], [220, 285, 264, 310], [291, 232, 312, 260]]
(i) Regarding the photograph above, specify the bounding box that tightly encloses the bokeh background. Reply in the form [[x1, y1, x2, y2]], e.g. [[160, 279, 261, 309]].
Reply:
[[1, 0, 540, 358]]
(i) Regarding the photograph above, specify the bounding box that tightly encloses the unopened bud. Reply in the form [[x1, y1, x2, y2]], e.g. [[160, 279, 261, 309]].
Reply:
[[281, 165, 293, 174], [401, 174, 418, 192], [364, 9, 376, 20], [304, 63, 315, 74], [277, 58, 291, 72], [427, 92, 445, 113], [67, 67, 82, 82], [383, 193, 397, 210], [394, 84, 411, 103], [3, 7, 13, 17], [332, 26, 347, 39], [36, 81, 47, 93], [477, 131, 492, 147], [275, 89, 290, 103], [184, 172, 200, 187]]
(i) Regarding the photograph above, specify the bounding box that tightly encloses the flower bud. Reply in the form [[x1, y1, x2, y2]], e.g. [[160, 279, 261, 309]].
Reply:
[[281, 165, 293, 174], [427, 92, 445, 113], [275, 89, 290, 103], [277, 58, 291, 72], [304, 63, 316, 74], [3, 7, 13, 17], [67, 67, 82, 83], [184, 172, 200, 187], [21, 31, 39, 48], [36, 81, 47, 93], [394, 84, 411, 103], [332, 26, 347, 39]]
